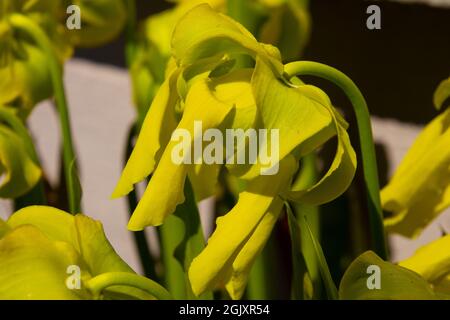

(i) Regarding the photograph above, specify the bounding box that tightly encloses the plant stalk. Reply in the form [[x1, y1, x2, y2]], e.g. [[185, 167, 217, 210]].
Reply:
[[10, 14, 81, 214], [284, 61, 387, 259]]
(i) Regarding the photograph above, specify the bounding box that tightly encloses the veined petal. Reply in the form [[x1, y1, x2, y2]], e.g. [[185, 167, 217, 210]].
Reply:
[[0, 126, 41, 198], [382, 108, 450, 238], [171, 4, 283, 73], [233, 58, 334, 179], [399, 235, 450, 282], [112, 69, 179, 199], [188, 156, 297, 297], [128, 78, 234, 229], [224, 197, 284, 300]]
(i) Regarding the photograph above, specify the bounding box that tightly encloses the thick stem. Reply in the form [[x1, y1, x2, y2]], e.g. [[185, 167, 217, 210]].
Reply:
[[10, 14, 80, 214], [284, 61, 387, 260], [86, 272, 172, 300], [293, 154, 322, 298]]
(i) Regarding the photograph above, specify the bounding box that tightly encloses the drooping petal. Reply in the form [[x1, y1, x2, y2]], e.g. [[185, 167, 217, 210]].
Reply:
[[382, 108, 450, 238], [112, 69, 179, 199], [286, 103, 357, 205], [0, 125, 41, 198], [224, 197, 284, 300], [188, 156, 297, 297], [127, 77, 235, 229]]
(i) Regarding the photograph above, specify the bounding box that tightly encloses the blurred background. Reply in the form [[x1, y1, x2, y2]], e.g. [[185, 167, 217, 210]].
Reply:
[[2, 0, 448, 295]]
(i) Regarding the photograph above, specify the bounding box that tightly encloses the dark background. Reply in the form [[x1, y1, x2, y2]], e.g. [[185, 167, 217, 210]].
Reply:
[[75, 0, 450, 124]]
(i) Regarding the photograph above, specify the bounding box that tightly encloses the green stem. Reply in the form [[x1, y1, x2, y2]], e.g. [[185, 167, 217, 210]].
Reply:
[[293, 154, 321, 298], [284, 61, 387, 260], [86, 272, 172, 300], [10, 14, 80, 214]]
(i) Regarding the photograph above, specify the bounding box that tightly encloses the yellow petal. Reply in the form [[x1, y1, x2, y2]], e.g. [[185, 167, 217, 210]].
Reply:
[[224, 197, 284, 299], [112, 69, 179, 198], [382, 108, 450, 238], [399, 234, 450, 282], [286, 106, 357, 205], [128, 78, 234, 229], [188, 156, 297, 296]]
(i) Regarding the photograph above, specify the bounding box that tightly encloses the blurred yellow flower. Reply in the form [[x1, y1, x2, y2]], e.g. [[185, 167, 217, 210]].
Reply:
[[382, 77, 450, 238]]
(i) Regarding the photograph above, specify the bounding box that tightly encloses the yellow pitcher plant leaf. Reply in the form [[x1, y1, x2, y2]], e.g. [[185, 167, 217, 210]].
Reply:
[[0, 225, 90, 300], [3, 206, 155, 300], [339, 251, 438, 300]]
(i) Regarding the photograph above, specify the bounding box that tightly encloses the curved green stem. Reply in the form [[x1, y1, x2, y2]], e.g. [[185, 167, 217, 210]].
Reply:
[[10, 14, 80, 214], [284, 61, 387, 260], [86, 272, 172, 300]]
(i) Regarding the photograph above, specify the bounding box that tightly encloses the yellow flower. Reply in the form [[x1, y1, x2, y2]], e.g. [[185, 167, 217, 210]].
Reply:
[[114, 4, 356, 299], [382, 77, 450, 238]]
